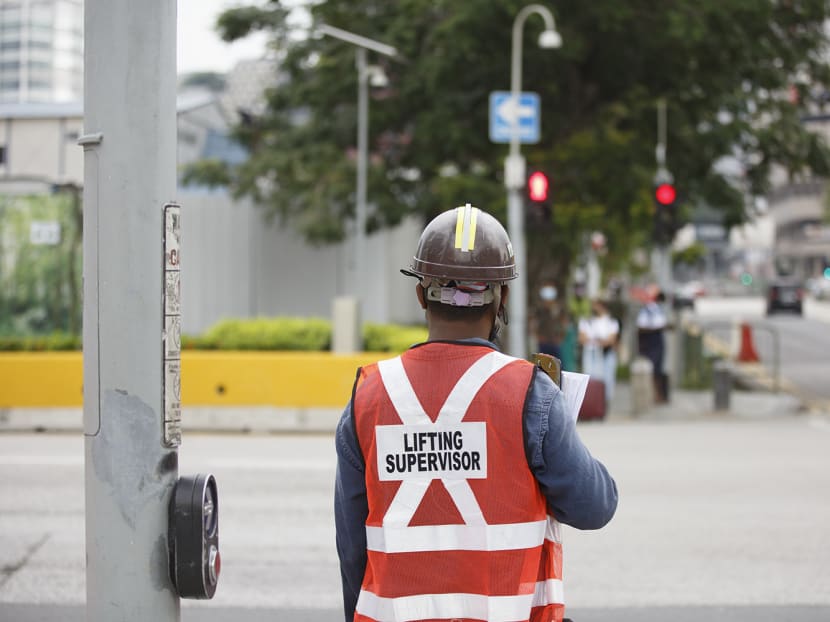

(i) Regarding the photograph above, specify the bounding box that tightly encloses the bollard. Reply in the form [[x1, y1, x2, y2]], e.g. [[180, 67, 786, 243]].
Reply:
[[683, 327, 703, 388], [630, 356, 654, 416], [713, 359, 732, 412], [332, 296, 362, 353]]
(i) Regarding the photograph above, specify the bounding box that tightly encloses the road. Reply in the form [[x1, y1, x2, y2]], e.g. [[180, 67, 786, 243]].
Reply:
[[2, 414, 829, 621], [691, 296, 830, 405]]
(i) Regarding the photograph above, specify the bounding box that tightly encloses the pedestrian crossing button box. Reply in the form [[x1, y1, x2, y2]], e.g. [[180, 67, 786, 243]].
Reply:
[[169, 473, 220, 599]]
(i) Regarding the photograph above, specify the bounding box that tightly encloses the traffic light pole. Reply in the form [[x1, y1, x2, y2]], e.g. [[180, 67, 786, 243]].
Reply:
[[503, 5, 561, 358], [653, 99, 673, 293], [83, 1, 180, 619]]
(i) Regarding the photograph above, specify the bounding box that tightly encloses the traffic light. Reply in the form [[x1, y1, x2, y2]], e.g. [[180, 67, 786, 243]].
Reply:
[[653, 180, 677, 245], [528, 171, 549, 203], [526, 171, 551, 226], [654, 183, 676, 207]]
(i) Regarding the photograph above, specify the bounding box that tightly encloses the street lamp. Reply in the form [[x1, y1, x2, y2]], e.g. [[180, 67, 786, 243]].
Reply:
[[318, 24, 397, 318], [504, 4, 561, 358]]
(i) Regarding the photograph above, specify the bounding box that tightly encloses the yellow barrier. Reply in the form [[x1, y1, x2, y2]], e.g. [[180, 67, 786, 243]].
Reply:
[[0, 351, 388, 408]]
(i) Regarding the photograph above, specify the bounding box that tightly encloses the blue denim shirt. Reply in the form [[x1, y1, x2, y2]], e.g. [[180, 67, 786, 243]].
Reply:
[[334, 338, 618, 621]]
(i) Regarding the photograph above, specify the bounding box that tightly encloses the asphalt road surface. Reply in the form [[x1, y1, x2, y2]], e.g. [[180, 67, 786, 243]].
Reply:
[[2, 413, 829, 621]]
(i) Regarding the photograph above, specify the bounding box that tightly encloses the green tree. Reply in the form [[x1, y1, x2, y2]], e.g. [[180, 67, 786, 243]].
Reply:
[[197, 0, 830, 293]]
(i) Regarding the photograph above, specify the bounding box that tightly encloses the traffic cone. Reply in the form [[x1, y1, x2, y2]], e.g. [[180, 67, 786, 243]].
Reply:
[[736, 322, 760, 363]]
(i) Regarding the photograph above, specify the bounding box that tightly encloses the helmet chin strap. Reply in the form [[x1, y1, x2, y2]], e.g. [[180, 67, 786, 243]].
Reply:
[[488, 288, 509, 343]]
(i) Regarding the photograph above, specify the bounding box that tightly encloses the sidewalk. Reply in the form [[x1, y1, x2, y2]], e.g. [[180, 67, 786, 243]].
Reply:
[[0, 380, 807, 435], [607, 380, 804, 422]]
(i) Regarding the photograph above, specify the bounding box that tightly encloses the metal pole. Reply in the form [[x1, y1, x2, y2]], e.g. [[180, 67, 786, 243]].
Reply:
[[506, 11, 529, 359], [317, 25, 396, 332], [506, 4, 557, 358], [653, 98, 673, 294], [656, 97, 667, 167], [83, 1, 179, 620], [355, 47, 368, 309]]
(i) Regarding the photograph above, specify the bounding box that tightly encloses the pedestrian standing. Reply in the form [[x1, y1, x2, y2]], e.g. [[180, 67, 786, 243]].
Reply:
[[636, 286, 669, 403], [334, 204, 618, 622], [530, 281, 567, 361]]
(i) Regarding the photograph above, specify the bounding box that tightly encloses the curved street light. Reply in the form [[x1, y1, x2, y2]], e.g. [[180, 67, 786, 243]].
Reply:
[[505, 4, 561, 358], [318, 24, 397, 337]]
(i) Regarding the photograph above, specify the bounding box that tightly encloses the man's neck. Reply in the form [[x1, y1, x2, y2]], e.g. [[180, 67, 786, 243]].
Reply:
[[426, 319, 492, 342], [427, 327, 490, 342]]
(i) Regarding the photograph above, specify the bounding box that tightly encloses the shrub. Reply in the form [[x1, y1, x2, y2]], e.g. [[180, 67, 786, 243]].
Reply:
[[364, 323, 428, 353], [199, 317, 332, 351], [0, 332, 81, 351], [0, 319, 429, 353]]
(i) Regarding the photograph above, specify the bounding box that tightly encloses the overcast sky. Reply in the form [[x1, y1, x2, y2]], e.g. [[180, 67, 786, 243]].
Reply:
[[177, 0, 269, 75]]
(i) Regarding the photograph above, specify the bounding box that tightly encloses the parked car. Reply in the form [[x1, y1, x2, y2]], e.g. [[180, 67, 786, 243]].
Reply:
[[766, 280, 804, 315]]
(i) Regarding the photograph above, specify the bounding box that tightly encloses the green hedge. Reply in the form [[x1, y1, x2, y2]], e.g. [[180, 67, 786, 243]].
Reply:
[[364, 323, 428, 352], [0, 319, 428, 353], [0, 332, 81, 351], [187, 317, 333, 351]]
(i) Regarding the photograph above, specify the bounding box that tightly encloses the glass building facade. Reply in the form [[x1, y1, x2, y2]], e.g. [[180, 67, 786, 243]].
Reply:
[[0, 0, 83, 103]]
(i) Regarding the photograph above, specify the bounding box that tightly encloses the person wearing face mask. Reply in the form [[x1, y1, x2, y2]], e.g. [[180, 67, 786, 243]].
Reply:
[[531, 281, 568, 364], [577, 298, 620, 403], [334, 203, 618, 622]]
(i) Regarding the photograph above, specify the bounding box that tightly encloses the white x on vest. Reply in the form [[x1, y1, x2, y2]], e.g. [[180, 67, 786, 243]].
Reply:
[[368, 351, 561, 554]]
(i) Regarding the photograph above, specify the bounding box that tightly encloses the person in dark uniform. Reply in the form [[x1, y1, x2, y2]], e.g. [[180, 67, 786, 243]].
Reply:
[[636, 286, 669, 403]]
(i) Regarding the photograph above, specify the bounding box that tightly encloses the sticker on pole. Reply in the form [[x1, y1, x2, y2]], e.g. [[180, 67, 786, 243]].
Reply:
[[163, 202, 182, 448]]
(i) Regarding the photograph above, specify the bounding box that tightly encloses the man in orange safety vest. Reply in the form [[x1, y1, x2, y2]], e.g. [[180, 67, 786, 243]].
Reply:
[[335, 203, 618, 622]]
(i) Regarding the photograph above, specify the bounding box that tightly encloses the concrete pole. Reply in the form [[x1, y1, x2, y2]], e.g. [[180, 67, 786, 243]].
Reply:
[[82, 1, 180, 620]]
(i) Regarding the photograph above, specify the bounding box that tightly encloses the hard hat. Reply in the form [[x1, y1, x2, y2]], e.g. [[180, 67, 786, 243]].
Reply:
[[403, 203, 518, 284]]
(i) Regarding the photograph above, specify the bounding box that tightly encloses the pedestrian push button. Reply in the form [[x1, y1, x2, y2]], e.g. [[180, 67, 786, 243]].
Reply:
[[168, 473, 220, 599]]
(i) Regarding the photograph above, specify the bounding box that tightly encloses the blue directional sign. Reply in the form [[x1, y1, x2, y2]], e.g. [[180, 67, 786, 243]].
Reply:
[[489, 91, 541, 144]]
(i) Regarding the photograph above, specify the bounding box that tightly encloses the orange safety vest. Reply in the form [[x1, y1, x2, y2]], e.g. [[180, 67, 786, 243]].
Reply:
[[352, 343, 564, 622]]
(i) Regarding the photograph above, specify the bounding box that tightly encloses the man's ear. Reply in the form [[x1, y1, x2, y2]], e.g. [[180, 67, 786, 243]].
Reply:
[[500, 284, 510, 308], [416, 283, 427, 310]]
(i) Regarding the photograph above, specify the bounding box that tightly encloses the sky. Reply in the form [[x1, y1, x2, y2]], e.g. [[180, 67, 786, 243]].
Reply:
[[177, 0, 269, 75]]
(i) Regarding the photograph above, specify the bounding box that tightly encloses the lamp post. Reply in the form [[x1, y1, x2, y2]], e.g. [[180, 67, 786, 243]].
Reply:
[[505, 5, 561, 358], [318, 24, 397, 321]]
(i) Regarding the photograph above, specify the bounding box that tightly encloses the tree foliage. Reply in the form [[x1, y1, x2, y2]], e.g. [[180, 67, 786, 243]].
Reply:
[[208, 0, 830, 290]]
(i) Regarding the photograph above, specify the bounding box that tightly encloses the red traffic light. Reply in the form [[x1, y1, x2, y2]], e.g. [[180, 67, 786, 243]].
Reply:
[[655, 183, 676, 206], [528, 171, 549, 202]]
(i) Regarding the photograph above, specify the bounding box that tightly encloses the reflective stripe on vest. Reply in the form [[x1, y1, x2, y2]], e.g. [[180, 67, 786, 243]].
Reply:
[[357, 578, 564, 622]]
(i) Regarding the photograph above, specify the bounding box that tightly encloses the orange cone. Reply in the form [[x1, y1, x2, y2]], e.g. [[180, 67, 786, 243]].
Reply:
[[737, 322, 760, 362]]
